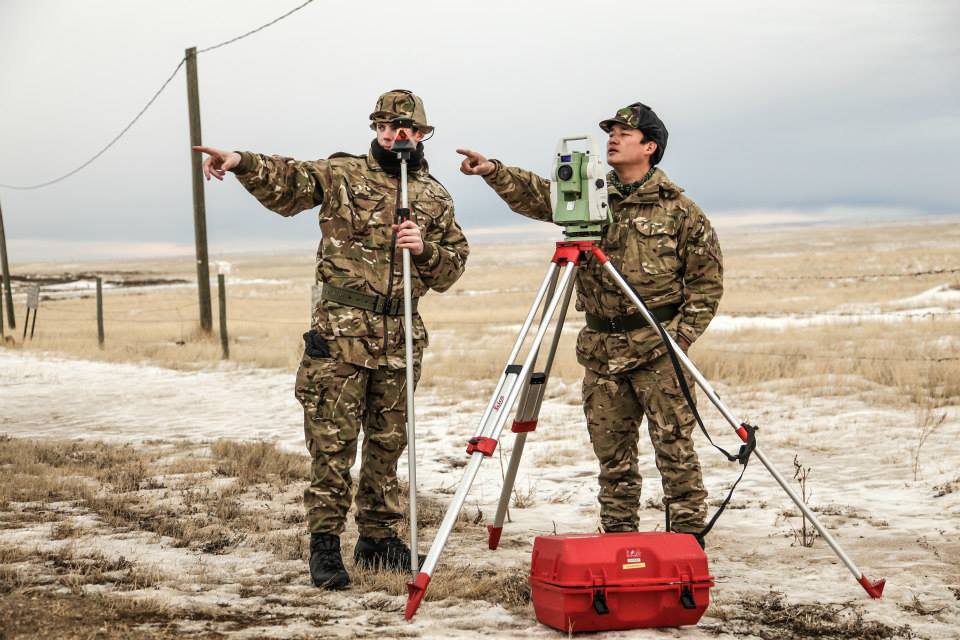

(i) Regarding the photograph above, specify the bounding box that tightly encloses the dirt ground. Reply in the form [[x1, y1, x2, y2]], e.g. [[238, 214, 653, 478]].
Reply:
[[1, 218, 958, 638]]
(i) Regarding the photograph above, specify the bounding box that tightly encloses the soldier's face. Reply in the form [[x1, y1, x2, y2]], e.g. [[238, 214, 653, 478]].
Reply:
[[606, 124, 657, 168], [376, 123, 424, 150]]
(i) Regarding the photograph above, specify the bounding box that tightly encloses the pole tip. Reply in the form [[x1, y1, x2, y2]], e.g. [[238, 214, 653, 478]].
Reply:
[[487, 526, 503, 550], [405, 572, 431, 620], [859, 575, 886, 599]]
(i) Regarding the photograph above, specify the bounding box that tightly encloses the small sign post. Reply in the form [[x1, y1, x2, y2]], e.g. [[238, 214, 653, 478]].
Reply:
[[24, 285, 39, 340]]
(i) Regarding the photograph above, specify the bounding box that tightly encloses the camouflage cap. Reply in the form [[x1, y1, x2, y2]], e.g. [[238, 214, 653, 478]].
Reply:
[[369, 89, 433, 134], [599, 102, 668, 165]]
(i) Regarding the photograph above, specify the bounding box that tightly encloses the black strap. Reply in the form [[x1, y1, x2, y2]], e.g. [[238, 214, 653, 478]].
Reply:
[[585, 304, 679, 332], [320, 283, 417, 315], [604, 260, 758, 539]]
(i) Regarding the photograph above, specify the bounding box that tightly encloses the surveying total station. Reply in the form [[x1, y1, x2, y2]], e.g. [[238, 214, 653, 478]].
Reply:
[[549, 135, 609, 239], [403, 135, 885, 621]]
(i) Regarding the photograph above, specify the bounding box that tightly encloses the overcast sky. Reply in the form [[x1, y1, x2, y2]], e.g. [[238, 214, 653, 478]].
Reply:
[[1, 0, 958, 262]]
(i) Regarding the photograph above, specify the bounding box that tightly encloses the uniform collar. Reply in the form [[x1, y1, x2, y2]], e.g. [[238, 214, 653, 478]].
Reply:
[[366, 143, 429, 177], [607, 167, 682, 203]]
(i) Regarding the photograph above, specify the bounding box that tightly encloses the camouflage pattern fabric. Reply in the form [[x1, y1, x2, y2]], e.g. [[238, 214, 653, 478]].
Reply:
[[234, 148, 469, 370], [295, 336, 422, 537], [369, 89, 433, 134], [482, 160, 722, 532], [483, 163, 723, 375], [582, 353, 707, 532], [233, 137, 467, 540]]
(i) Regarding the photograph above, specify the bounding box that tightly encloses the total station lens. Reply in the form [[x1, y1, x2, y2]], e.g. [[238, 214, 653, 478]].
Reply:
[[557, 165, 574, 181]]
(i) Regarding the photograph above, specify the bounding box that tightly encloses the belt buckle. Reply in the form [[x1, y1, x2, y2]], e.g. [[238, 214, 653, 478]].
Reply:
[[609, 316, 621, 332]]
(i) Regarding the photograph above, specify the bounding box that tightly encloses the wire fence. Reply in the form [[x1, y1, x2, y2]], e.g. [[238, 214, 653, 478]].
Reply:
[[12, 276, 959, 367]]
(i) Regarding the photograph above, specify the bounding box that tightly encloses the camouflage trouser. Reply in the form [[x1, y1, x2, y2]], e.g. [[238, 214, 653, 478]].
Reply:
[[294, 337, 420, 539], [582, 353, 707, 533]]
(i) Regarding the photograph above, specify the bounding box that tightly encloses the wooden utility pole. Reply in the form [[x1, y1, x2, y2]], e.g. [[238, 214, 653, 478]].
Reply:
[[0, 198, 15, 329], [185, 47, 213, 333]]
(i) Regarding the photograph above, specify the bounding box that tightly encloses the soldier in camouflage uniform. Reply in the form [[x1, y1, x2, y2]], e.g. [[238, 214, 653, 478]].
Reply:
[[194, 89, 469, 588], [457, 103, 722, 544]]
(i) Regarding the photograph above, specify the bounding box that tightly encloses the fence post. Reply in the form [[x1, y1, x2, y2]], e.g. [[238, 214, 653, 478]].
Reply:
[[218, 273, 229, 359], [96, 276, 105, 348]]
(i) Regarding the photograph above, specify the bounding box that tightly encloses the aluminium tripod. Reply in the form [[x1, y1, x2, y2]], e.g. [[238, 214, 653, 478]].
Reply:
[[404, 239, 886, 620]]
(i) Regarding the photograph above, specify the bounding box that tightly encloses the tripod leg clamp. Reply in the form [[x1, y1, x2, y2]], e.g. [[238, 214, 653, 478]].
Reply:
[[511, 419, 537, 432], [466, 437, 497, 457]]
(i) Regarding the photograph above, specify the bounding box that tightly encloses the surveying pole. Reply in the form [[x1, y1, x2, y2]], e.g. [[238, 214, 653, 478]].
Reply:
[[392, 125, 419, 572], [185, 47, 213, 333]]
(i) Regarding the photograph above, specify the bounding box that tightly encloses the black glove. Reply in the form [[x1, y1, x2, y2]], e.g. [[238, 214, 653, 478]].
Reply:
[[303, 329, 331, 358]]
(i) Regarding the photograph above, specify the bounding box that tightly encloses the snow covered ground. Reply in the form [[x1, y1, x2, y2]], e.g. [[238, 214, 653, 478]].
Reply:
[[2, 348, 958, 638]]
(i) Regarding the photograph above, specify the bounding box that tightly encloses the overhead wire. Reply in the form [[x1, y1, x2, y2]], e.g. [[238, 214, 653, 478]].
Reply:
[[0, 0, 316, 191]]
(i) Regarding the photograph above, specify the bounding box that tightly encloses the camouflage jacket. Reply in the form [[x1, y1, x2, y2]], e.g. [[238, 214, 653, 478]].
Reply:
[[234, 149, 469, 369], [483, 163, 722, 375]]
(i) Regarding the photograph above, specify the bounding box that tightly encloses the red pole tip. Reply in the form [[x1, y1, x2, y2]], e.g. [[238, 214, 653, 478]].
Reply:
[[405, 572, 431, 620], [487, 525, 503, 550], [859, 575, 886, 599]]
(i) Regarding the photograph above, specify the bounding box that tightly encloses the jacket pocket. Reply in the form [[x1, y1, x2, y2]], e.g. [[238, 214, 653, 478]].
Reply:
[[632, 214, 681, 276]]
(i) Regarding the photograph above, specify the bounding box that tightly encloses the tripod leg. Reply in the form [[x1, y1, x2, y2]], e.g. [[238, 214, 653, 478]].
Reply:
[[489, 271, 576, 549], [595, 252, 885, 599], [470, 263, 561, 440], [406, 262, 578, 620]]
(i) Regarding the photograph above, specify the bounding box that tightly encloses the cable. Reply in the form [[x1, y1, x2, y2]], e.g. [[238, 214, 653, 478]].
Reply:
[[197, 0, 316, 53], [0, 0, 316, 191], [0, 58, 186, 190]]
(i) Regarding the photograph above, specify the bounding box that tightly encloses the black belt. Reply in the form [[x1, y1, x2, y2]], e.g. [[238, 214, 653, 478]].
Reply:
[[585, 304, 679, 332], [321, 283, 417, 316]]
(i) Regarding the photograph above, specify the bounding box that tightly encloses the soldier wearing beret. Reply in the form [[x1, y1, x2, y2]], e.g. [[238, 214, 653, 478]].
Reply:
[[195, 89, 469, 588], [457, 103, 722, 544]]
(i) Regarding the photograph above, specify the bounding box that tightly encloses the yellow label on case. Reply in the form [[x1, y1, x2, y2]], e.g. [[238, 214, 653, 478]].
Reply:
[[622, 563, 646, 570]]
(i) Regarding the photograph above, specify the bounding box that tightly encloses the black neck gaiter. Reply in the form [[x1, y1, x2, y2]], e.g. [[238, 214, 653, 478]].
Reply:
[[370, 139, 424, 176]]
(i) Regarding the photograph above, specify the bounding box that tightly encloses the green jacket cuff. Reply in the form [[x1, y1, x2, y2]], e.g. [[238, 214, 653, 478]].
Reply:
[[233, 151, 257, 176], [412, 241, 437, 266]]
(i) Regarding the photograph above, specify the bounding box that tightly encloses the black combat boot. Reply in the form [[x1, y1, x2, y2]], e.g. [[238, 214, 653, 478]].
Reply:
[[309, 533, 350, 589], [354, 535, 426, 571]]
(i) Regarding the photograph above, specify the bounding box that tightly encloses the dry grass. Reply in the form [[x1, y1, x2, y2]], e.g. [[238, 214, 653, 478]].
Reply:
[[707, 591, 916, 639], [0, 435, 527, 636], [210, 439, 309, 486], [350, 564, 530, 612]]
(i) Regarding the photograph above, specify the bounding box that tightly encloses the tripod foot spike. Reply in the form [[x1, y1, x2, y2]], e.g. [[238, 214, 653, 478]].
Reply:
[[487, 525, 503, 550], [858, 575, 886, 599], [405, 572, 431, 620]]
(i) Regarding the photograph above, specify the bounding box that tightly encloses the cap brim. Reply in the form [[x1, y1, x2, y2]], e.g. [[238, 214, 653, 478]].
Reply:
[[598, 117, 634, 132], [369, 113, 433, 134]]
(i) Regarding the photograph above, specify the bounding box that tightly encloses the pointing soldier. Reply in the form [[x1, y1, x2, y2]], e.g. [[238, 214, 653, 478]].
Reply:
[[457, 103, 722, 544], [195, 89, 469, 588]]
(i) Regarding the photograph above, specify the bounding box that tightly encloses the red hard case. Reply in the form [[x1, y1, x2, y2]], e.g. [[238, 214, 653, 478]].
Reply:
[[529, 532, 714, 632]]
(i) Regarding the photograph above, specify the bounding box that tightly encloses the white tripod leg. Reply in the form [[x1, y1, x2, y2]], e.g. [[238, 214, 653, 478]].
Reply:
[[405, 262, 577, 619], [488, 272, 576, 549], [597, 253, 885, 599]]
